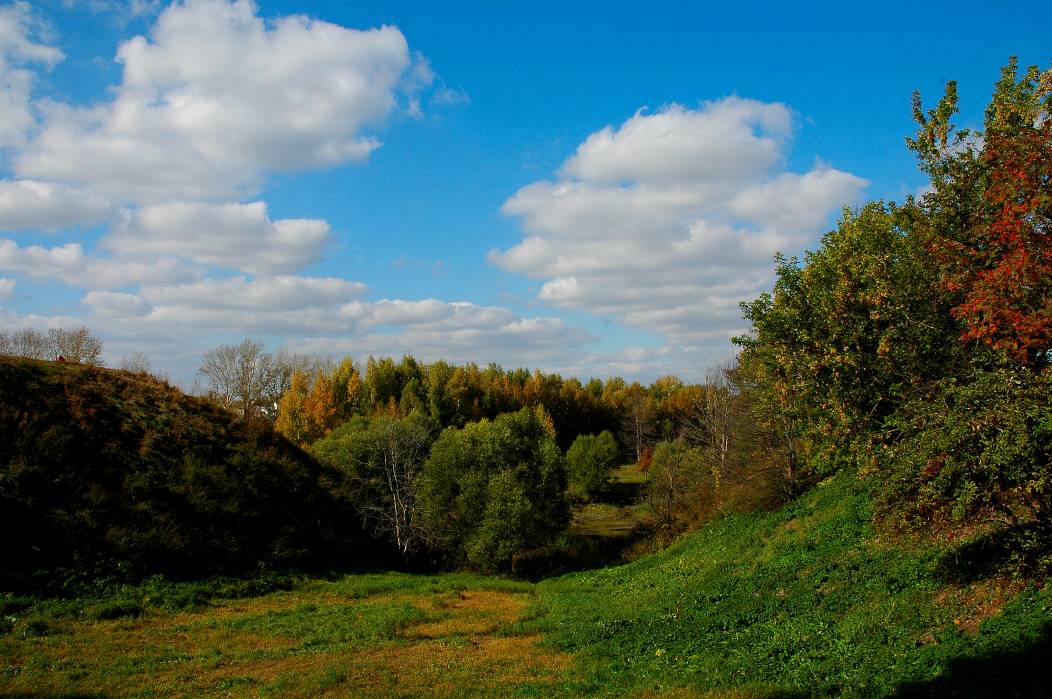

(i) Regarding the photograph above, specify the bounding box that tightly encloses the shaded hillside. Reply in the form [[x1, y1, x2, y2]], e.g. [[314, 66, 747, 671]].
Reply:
[[0, 357, 363, 591], [534, 473, 1051, 697]]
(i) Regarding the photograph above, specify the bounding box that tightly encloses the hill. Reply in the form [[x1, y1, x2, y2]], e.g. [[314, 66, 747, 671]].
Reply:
[[0, 356, 363, 591], [533, 472, 1052, 697]]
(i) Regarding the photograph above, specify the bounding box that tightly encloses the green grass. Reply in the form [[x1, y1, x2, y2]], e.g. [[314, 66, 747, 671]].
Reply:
[[3, 472, 1049, 697], [531, 473, 1052, 696], [0, 572, 574, 697]]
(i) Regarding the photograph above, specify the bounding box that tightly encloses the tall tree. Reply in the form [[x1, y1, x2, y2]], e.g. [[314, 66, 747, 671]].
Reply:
[[910, 58, 1052, 366], [198, 338, 279, 418]]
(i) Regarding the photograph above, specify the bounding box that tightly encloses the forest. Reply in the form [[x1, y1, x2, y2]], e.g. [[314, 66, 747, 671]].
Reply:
[[1, 59, 1050, 696]]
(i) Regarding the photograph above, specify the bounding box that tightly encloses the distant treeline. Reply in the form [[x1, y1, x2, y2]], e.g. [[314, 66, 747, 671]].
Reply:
[[274, 354, 707, 454]]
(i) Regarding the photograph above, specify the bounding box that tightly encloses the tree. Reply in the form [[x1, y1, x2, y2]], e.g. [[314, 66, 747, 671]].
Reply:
[[621, 385, 656, 463], [566, 430, 620, 498], [735, 204, 958, 474], [0, 328, 50, 359], [420, 407, 569, 571], [644, 440, 708, 535], [0, 326, 103, 364], [910, 59, 1052, 366], [119, 350, 153, 374], [313, 413, 436, 561], [198, 338, 281, 418], [47, 327, 103, 364]]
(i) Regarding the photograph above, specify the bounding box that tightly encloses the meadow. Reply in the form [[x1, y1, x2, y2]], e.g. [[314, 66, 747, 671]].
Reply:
[[3, 471, 1048, 698]]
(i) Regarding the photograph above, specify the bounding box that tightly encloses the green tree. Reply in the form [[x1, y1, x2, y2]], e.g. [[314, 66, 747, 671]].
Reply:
[[312, 413, 436, 561], [566, 430, 620, 498], [736, 203, 958, 475], [420, 407, 569, 571]]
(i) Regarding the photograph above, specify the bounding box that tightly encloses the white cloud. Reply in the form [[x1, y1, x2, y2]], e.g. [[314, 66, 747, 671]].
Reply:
[[74, 279, 593, 374], [0, 1, 63, 148], [139, 275, 368, 310], [0, 277, 13, 299], [15, 0, 415, 203], [105, 201, 331, 274], [492, 99, 869, 349], [0, 238, 196, 288], [560, 99, 792, 186], [0, 179, 114, 232]]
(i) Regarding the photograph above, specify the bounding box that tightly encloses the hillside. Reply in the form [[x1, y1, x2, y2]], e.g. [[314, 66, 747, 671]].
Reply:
[[3, 466, 1048, 696], [533, 473, 1052, 697], [0, 357, 363, 591]]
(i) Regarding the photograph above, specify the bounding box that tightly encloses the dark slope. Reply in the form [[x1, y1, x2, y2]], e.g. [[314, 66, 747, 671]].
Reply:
[[0, 357, 361, 590]]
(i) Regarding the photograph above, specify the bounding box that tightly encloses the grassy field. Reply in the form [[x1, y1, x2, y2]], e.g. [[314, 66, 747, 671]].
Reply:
[[568, 464, 651, 538], [1, 573, 577, 697], [3, 471, 1049, 698]]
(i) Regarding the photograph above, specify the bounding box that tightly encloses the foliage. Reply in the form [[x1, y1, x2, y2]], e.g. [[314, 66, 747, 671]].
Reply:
[[420, 408, 570, 571], [643, 439, 710, 535], [880, 364, 1052, 573], [736, 203, 960, 475], [910, 59, 1052, 366], [0, 356, 362, 590], [734, 58, 1052, 576], [565, 430, 620, 499], [312, 413, 437, 560]]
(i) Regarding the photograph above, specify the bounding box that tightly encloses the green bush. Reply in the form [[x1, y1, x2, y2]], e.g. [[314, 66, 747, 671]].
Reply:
[[879, 363, 1052, 574], [420, 407, 569, 571], [566, 430, 620, 498]]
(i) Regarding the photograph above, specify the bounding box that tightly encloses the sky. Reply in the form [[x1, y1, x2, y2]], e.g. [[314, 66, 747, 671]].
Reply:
[[0, 0, 1049, 386]]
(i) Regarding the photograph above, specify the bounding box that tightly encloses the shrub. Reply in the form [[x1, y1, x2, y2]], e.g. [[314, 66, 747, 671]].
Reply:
[[566, 430, 621, 498], [420, 407, 569, 572]]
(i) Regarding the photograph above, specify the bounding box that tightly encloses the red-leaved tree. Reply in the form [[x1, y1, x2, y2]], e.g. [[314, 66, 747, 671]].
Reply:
[[911, 59, 1052, 367]]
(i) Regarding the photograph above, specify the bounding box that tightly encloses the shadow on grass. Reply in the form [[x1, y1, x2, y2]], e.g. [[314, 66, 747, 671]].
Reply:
[[935, 521, 1052, 583], [512, 527, 653, 580], [892, 622, 1052, 697], [601, 477, 645, 507]]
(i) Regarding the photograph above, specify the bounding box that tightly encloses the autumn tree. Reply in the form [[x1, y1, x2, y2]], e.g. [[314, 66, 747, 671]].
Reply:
[[910, 59, 1052, 366]]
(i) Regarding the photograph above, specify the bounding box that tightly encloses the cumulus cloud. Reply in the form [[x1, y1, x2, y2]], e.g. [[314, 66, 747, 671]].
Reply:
[[105, 201, 331, 274], [15, 0, 414, 203], [0, 180, 114, 232], [0, 1, 63, 148], [74, 279, 592, 374], [0, 277, 13, 299], [492, 99, 869, 349], [0, 238, 196, 288]]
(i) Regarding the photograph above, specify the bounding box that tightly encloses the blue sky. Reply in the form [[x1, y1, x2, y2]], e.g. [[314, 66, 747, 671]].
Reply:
[[1, 0, 1049, 385]]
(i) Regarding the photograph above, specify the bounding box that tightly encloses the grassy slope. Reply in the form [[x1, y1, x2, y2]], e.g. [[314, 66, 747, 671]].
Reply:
[[4, 472, 1048, 697], [534, 473, 1052, 697], [0, 356, 360, 588]]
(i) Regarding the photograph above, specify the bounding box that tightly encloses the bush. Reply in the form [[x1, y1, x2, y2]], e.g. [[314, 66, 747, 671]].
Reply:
[[878, 363, 1052, 574], [566, 430, 620, 498], [420, 407, 569, 572]]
